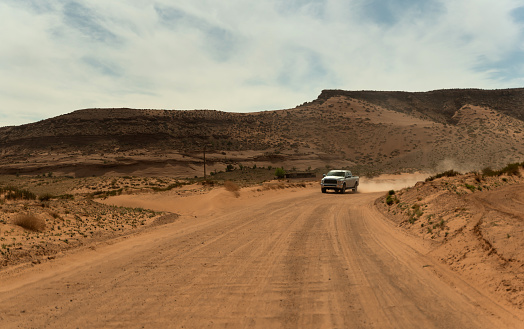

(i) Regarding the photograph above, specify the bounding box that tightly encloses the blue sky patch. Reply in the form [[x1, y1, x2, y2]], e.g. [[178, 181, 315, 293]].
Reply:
[[476, 49, 524, 82], [512, 6, 524, 23], [62, 2, 119, 44], [277, 0, 326, 18], [81, 57, 122, 77], [155, 5, 239, 62], [356, 0, 445, 26], [6, 0, 55, 14]]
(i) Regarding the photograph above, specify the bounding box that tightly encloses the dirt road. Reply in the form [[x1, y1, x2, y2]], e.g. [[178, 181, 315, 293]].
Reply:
[[1, 186, 522, 328]]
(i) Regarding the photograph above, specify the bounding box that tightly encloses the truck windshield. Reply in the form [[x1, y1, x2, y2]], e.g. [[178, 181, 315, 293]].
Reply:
[[327, 171, 345, 177]]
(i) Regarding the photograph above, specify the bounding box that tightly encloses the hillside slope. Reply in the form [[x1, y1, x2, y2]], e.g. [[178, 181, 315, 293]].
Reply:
[[1, 88, 524, 177], [376, 166, 524, 310]]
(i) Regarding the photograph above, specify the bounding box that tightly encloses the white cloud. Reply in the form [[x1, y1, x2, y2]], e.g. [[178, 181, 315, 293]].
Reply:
[[1, 0, 523, 127]]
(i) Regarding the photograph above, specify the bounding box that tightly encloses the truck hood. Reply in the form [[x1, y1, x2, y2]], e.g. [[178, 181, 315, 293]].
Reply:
[[323, 176, 345, 180]]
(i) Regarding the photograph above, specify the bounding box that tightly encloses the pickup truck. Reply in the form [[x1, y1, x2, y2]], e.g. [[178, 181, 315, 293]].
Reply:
[[321, 170, 359, 193]]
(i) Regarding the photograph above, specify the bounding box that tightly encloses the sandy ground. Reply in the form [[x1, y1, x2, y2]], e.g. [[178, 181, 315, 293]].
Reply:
[[376, 171, 524, 311], [1, 182, 522, 328]]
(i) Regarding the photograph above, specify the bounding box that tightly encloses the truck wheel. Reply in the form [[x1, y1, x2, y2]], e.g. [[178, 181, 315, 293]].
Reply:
[[341, 184, 346, 194], [353, 184, 358, 193], [321, 188, 327, 193]]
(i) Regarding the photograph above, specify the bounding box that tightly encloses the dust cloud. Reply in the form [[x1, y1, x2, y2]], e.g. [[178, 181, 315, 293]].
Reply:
[[359, 173, 429, 193], [434, 158, 478, 174]]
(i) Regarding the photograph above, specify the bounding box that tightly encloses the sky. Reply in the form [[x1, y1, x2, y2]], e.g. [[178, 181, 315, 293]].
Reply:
[[1, 0, 524, 127]]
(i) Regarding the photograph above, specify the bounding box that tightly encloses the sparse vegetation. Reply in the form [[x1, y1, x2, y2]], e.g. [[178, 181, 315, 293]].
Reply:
[[385, 190, 399, 206], [0, 175, 179, 267], [425, 170, 461, 182], [386, 195, 394, 206], [0, 186, 36, 200], [464, 184, 476, 192], [38, 193, 54, 202], [151, 181, 186, 192], [482, 162, 523, 178]]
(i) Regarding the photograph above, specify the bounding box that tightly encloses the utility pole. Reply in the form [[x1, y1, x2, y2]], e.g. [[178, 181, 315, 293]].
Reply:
[[203, 144, 207, 180]]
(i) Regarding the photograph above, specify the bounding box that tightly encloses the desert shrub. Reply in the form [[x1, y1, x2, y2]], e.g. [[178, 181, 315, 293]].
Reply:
[[464, 184, 476, 192], [482, 167, 496, 177], [107, 189, 123, 196], [434, 218, 446, 229], [201, 180, 215, 186], [58, 194, 74, 200], [474, 174, 482, 182], [226, 164, 235, 172], [412, 204, 423, 217], [425, 170, 460, 182], [275, 167, 286, 179], [482, 163, 523, 177], [385, 192, 399, 206], [499, 163, 522, 176], [38, 193, 54, 202], [14, 214, 46, 232], [152, 181, 185, 192], [0, 186, 36, 200]]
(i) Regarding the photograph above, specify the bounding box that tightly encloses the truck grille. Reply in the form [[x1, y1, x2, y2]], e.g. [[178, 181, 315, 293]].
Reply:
[[324, 179, 338, 184]]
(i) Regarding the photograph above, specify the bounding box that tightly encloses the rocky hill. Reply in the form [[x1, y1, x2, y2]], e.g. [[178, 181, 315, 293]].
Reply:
[[376, 165, 524, 309], [315, 88, 524, 123], [1, 88, 524, 177]]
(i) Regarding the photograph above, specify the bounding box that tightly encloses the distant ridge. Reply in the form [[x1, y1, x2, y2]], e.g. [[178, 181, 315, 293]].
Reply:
[[1, 88, 523, 177], [314, 88, 524, 123]]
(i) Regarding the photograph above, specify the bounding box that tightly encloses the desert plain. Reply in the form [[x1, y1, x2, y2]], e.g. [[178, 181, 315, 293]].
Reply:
[[1, 88, 524, 328]]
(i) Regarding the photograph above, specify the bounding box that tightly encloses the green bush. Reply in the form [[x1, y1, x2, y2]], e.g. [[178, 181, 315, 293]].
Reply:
[[275, 167, 286, 179], [465, 184, 476, 192]]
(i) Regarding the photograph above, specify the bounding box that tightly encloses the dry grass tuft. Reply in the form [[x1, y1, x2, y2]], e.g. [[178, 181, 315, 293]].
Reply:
[[14, 214, 46, 232], [224, 181, 240, 198]]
